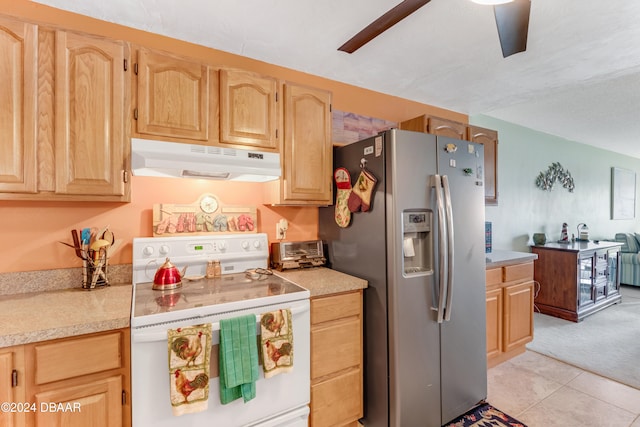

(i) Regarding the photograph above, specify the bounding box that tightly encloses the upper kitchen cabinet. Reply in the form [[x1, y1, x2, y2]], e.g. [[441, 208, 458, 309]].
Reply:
[[55, 31, 129, 199], [400, 114, 466, 140], [400, 114, 499, 205], [219, 68, 279, 151], [467, 125, 498, 205], [267, 82, 332, 205], [134, 48, 218, 143], [0, 18, 37, 194], [0, 16, 131, 202]]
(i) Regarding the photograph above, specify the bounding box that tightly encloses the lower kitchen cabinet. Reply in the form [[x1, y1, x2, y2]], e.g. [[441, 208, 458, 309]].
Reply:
[[485, 262, 534, 367], [310, 291, 363, 427], [2, 328, 130, 427], [0, 345, 26, 427]]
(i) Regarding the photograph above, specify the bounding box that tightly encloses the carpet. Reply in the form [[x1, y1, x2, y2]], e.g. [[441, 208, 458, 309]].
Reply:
[[444, 402, 526, 427], [527, 285, 640, 389]]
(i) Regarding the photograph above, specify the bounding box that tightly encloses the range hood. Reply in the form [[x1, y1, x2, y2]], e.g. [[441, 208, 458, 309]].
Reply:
[[131, 138, 281, 182]]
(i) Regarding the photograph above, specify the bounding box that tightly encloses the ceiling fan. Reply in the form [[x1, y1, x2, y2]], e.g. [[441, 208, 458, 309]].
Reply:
[[338, 0, 531, 58]]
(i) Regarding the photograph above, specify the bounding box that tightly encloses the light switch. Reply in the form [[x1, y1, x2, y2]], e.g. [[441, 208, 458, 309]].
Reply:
[[449, 159, 456, 167]]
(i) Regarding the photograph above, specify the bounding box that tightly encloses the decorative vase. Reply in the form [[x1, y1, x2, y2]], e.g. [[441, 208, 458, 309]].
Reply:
[[533, 233, 547, 245]]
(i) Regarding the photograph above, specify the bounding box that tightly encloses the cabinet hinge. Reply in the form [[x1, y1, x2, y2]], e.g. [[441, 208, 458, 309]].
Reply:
[[122, 390, 126, 405], [123, 59, 128, 72], [134, 63, 138, 75], [123, 170, 129, 184], [11, 369, 17, 388], [134, 108, 138, 120]]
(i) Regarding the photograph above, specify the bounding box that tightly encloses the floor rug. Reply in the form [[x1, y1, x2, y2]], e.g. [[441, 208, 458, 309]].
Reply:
[[444, 402, 526, 427], [527, 285, 640, 390]]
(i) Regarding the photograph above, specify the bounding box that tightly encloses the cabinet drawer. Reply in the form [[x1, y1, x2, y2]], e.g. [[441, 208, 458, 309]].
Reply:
[[503, 262, 533, 282], [311, 317, 361, 379], [311, 292, 361, 325], [33, 331, 122, 384], [311, 369, 362, 427], [486, 268, 502, 287]]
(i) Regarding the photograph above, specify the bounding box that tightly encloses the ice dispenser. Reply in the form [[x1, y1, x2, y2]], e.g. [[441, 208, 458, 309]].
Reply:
[[402, 210, 433, 275]]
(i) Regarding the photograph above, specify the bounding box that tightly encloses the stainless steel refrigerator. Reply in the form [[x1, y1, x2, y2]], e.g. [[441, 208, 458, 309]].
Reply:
[[319, 129, 487, 427]]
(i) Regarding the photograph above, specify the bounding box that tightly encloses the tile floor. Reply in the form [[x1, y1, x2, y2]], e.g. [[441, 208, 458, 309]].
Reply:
[[488, 350, 640, 426]]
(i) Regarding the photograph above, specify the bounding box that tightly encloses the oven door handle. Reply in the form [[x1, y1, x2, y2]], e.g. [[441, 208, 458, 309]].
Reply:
[[132, 303, 310, 343]]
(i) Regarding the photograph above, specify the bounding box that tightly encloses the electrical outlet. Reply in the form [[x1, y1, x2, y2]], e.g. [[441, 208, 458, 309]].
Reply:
[[276, 219, 288, 240]]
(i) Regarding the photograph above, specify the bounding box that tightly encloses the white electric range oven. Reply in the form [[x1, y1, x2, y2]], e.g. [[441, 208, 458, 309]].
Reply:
[[131, 233, 310, 427]]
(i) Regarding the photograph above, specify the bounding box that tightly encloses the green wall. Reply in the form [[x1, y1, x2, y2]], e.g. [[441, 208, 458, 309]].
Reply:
[[470, 115, 640, 252]]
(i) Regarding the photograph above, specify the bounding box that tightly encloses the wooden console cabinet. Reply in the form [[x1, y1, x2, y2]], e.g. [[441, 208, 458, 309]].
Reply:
[[485, 262, 534, 367], [532, 242, 622, 322]]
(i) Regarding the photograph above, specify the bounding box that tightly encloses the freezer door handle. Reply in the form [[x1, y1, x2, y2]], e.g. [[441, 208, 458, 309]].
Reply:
[[442, 175, 455, 322], [432, 174, 447, 323]]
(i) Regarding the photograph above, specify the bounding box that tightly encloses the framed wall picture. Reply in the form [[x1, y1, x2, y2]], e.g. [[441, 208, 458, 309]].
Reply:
[[611, 167, 636, 220]]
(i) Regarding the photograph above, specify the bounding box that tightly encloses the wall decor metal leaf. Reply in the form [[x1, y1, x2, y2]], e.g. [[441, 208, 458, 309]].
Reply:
[[535, 162, 574, 192]]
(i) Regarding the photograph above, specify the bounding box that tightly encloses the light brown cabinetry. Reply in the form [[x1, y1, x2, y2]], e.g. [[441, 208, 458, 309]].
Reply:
[[1, 328, 131, 427], [310, 291, 363, 427], [400, 114, 498, 205], [0, 17, 37, 194], [0, 346, 26, 427], [485, 262, 534, 367], [134, 48, 217, 143], [54, 31, 129, 198], [0, 15, 131, 201], [219, 68, 279, 150], [266, 82, 332, 205]]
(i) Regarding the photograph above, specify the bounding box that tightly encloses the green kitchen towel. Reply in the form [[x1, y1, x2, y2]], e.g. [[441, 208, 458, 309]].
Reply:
[[219, 314, 259, 404]]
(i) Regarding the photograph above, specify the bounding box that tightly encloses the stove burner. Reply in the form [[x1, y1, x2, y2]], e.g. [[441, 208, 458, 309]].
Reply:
[[245, 268, 273, 280]]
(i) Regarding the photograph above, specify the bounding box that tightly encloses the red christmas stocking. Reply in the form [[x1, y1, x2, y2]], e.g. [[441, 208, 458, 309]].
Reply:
[[348, 169, 377, 212]]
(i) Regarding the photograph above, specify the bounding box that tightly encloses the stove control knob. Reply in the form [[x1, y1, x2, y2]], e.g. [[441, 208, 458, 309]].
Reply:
[[241, 241, 250, 250], [159, 245, 170, 255], [143, 246, 154, 256], [217, 241, 227, 251], [253, 240, 261, 249]]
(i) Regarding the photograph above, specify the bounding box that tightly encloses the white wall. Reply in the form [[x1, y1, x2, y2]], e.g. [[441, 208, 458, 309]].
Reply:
[[470, 115, 640, 252]]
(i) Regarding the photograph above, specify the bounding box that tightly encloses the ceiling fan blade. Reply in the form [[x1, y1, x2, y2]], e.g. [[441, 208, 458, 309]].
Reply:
[[494, 0, 531, 58], [338, 0, 431, 53]]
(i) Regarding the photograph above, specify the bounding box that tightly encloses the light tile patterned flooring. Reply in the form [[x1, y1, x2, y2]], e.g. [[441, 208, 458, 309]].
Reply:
[[488, 350, 640, 426]]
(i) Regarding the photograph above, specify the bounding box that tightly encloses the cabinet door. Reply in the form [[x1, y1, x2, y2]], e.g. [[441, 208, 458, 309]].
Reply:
[[428, 116, 467, 140], [220, 69, 278, 150], [607, 249, 620, 296], [55, 31, 128, 197], [136, 48, 211, 141], [485, 287, 503, 360], [467, 125, 498, 205], [34, 375, 122, 427], [282, 83, 332, 203], [0, 18, 37, 193], [503, 281, 534, 352], [0, 346, 25, 427]]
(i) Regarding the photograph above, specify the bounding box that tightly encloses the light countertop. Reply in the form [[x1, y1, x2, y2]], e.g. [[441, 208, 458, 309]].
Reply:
[[275, 267, 368, 297], [0, 284, 132, 347], [486, 249, 537, 269], [0, 266, 367, 348]]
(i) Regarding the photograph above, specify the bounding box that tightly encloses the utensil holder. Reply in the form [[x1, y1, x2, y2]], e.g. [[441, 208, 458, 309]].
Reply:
[[82, 253, 110, 290]]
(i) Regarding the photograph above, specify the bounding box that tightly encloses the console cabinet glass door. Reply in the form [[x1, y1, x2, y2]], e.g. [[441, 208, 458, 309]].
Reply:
[[607, 249, 620, 296], [578, 255, 594, 308]]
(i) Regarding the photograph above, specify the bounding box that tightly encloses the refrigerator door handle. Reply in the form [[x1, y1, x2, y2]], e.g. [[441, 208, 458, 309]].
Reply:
[[442, 175, 455, 322], [432, 174, 448, 323]]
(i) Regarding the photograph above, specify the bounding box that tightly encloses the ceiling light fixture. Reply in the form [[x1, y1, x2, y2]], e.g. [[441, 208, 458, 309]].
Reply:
[[470, 0, 513, 4]]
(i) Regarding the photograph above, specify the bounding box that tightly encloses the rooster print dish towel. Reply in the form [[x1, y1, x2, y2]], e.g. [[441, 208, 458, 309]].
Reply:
[[168, 324, 212, 416], [260, 309, 293, 378]]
